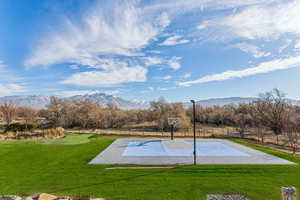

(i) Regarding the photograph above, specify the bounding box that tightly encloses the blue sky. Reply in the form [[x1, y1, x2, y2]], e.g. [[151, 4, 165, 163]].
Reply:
[[1, 0, 300, 102]]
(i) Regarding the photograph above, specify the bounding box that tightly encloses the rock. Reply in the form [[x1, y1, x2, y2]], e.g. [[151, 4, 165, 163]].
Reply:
[[6, 132, 15, 138], [282, 187, 297, 200], [25, 194, 40, 200], [207, 195, 251, 200], [56, 197, 71, 200], [90, 198, 105, 200], [31, 194, 40, 200], [0, 195, 22, 200], [0, 134, 5, 140], [38, 193, 57, 200]]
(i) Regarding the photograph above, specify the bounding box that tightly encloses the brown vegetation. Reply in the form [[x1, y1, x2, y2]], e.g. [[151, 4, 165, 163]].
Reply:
[[0, 102, 17, 125]]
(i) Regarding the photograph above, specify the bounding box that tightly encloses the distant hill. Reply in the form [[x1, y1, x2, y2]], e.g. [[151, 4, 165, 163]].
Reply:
[[67, 93, 149, 110], [196, 97, 258, 107], [0, 93, 149, 110], [0, 95, 299, 110], [184, 97, 300, 108]]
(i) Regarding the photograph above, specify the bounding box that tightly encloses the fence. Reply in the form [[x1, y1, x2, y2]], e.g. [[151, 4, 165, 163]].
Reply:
[[66, 126, 300, 154], [67, 126, 237, 138]]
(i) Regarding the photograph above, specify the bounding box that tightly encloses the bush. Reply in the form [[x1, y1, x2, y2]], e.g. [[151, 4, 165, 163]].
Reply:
[[41, 127, 65, 139], [38, 120, 55, 129], [4, 123, 37, 133]]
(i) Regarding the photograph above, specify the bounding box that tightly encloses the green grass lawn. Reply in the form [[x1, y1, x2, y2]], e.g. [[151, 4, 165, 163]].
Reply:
[[0, 135, 300, 200], [45, 134, 98, 145]]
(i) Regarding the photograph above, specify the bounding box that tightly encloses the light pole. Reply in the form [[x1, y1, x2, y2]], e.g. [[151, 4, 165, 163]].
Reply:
[[171, 124, 174, 140], [190, 100, 196, 165]]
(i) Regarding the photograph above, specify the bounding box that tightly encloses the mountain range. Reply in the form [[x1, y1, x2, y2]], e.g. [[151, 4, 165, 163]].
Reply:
[[0, 94, 300, 110], [0, 93, 149, 110]]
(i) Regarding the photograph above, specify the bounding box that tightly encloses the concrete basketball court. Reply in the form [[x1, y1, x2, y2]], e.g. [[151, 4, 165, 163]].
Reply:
[[89, 138, 294, 165]]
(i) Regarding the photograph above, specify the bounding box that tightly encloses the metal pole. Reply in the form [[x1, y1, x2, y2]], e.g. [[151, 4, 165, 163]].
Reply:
[[171, 124, 174, 140], [191, 100, 196, 165]]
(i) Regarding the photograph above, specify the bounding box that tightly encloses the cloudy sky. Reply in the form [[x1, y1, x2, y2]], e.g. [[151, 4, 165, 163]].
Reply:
[[1, 0, 300, 101]]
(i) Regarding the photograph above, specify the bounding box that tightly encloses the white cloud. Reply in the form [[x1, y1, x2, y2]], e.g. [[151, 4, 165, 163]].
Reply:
[[197, 24, 207, 30], [168, 56, 181, 70], [0, 60, 26, 97], [147, 50, 161, 54], [144, 57, 163, 66], [79, 58, 129, 70], [179, 55, 300, 86], [0, 60, 5, 68], [295, 41, 300, 50], [231, 43, 270, 58], [0, 60, 7, 77], [157, 86, 177, 91], [159, 35, 189, 46], [279, 39, 292, 53], [182, 73, 191, 79], [24, 0, 175, 88], [69, 64, 80, 70], [145, 0, 276, 15], [158, 12, 171, 27], [162, 75, 172, 80], [157, 87, 169, 91], [25, 0, 170, 67], [145, 56, 185, 71], [148, 86, 154, 91], [0, 60, 20, 81], [198, 1, 300, 41], [61, 65, 147, 87], [0, 83, 26, 97], [57, 90, 120, 97]]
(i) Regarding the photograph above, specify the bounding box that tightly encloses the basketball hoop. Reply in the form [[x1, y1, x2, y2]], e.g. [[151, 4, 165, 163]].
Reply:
[[168, 117, 180, 127], [168, 117, 181, 140]]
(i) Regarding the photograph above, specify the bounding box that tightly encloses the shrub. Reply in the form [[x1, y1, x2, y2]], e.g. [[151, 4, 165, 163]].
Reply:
[[4, 123, 37, 133], [38, 120, 55, 129], [41, 127, 65, 139]]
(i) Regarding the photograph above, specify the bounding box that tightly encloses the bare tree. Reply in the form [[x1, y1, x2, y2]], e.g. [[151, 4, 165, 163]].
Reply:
[[232, 104, 252, 138], [45, 97, 65, 127], [249, 102, 267, 143], [18, 107, 37, 129], [150, 99, 190, 131], [285, 106, 300, 154], [0, 102, 17, 126], [256, 88, 289, 144]]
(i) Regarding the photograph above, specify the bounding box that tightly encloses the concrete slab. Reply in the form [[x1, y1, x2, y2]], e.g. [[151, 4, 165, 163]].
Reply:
[[162, 139, 192, 150], [89, 138, 295, 165]]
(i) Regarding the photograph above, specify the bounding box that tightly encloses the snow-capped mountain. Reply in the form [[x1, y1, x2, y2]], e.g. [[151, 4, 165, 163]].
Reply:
[[0, 95, 51, 109], [0, 93, 150, 110], [67, 93, 150, 110]]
